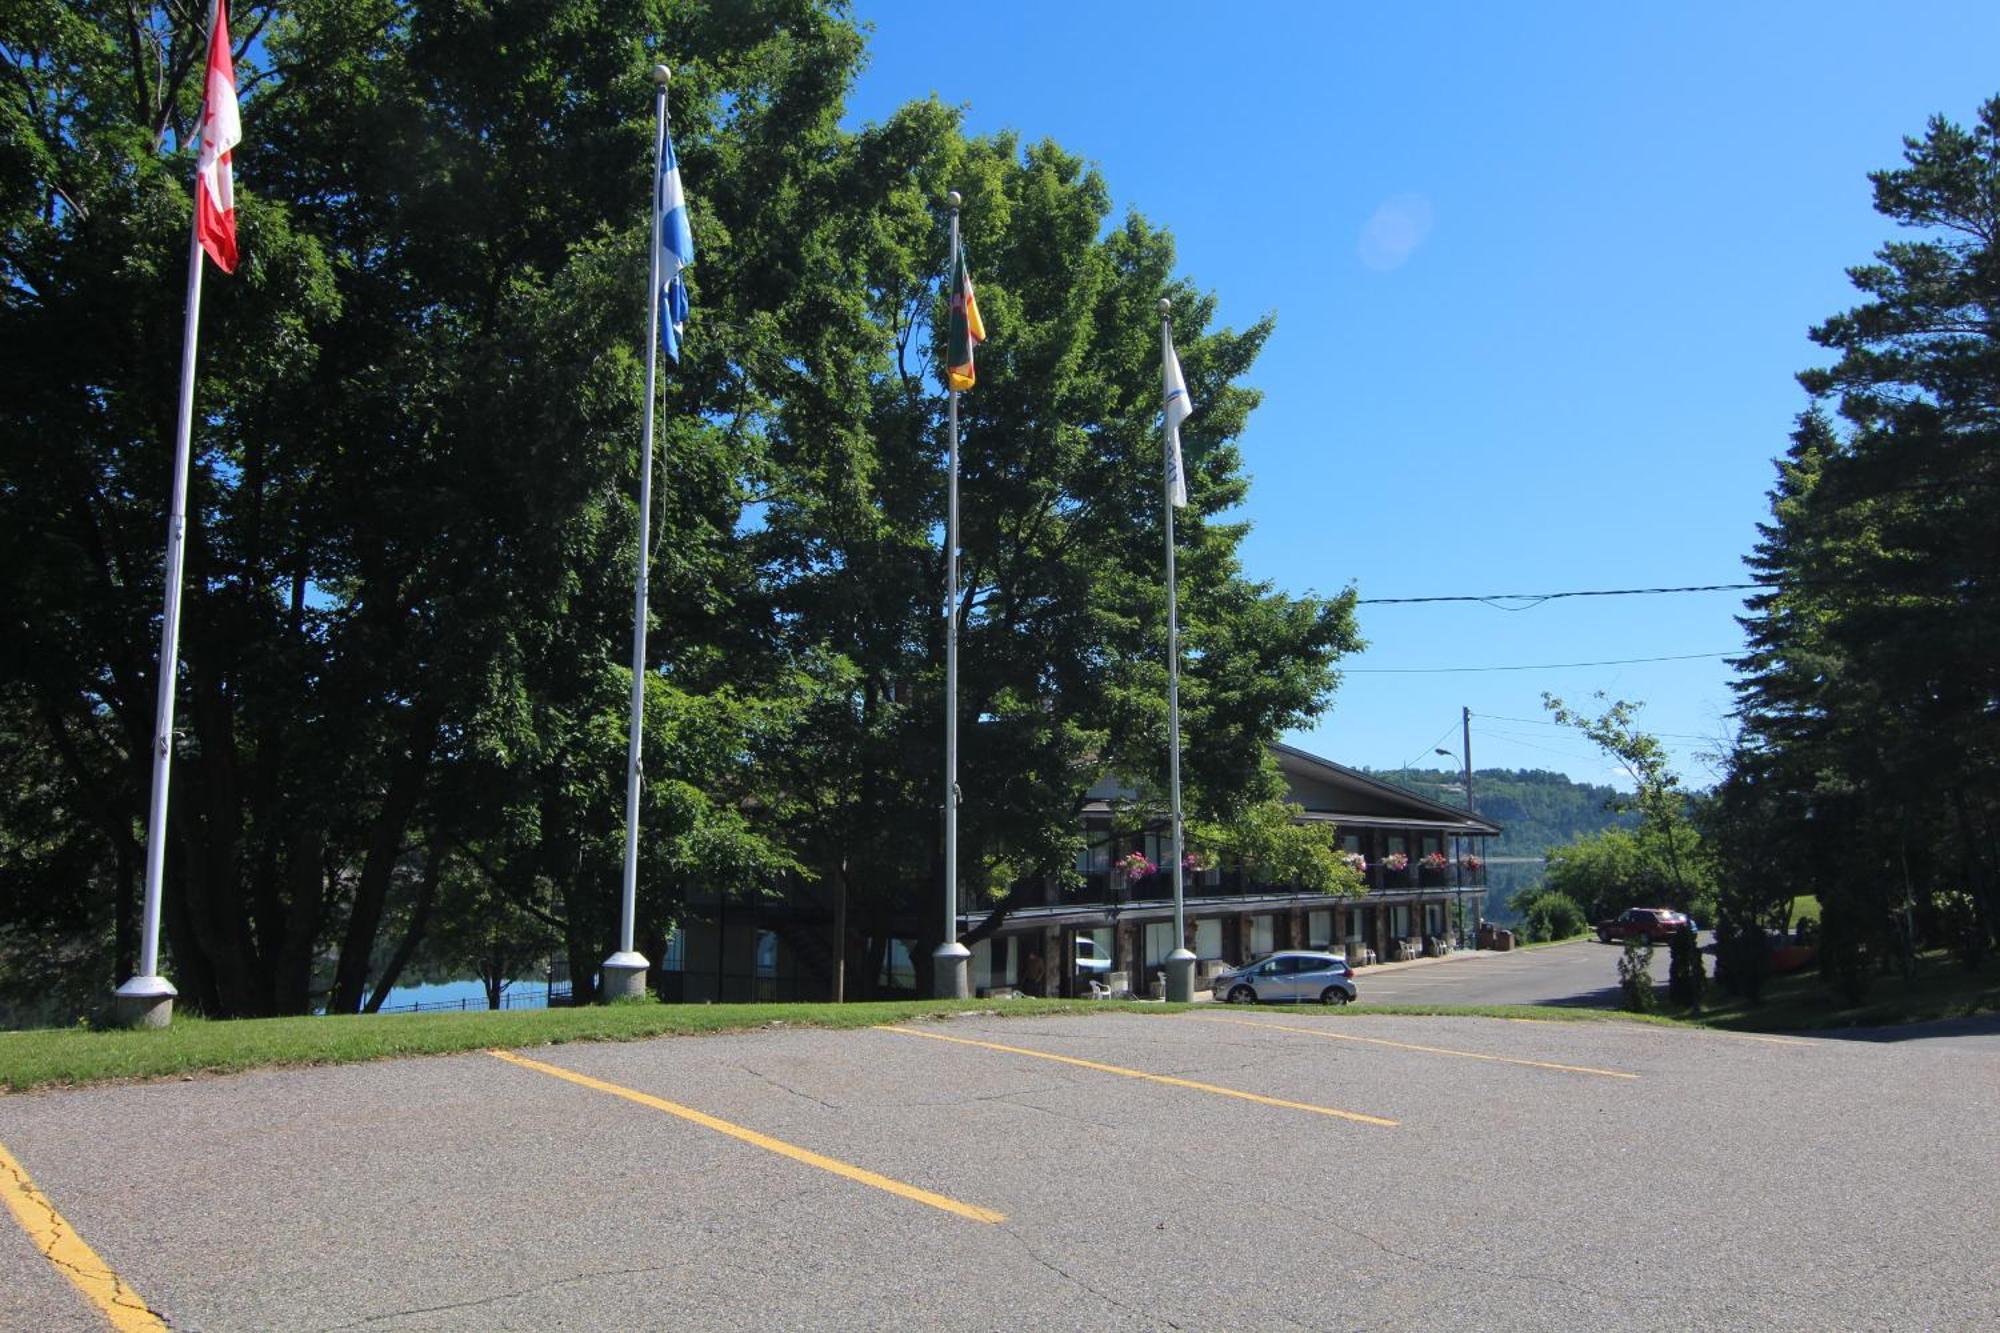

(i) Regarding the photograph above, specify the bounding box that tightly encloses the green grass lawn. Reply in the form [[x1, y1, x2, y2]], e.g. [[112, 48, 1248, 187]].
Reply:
[[7, 953, 1993, 1094], [0, 997, 1159, 1093], [1515, 932, 1593, 949], [0, 995, 1666, 1093], [1679, 948, 1999, 1032]]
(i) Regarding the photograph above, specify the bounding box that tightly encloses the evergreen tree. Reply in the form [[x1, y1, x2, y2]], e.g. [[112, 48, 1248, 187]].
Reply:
[[1724, 95, 2000, 968]]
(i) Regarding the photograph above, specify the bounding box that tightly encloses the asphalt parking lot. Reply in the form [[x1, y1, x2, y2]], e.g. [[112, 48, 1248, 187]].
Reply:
[[4, 1008, 1997, 1332], [1349, 937, 1679, 1009]]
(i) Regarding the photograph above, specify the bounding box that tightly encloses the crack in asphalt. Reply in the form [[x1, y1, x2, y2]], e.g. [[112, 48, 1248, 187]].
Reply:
[[733, 1061, 842, 1112], [1296, 1197, 1676, 1309], [313, 1260, 695, 1331], [3, 1156, 173, 1326], [998, 1225, 1190, 1330], [956, 1087, 1126, 1134], [309, 1189, 814, 1332]]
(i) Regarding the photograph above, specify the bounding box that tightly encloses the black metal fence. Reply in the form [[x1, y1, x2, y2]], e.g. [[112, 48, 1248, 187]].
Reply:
[[373, 986, 573, 1015]]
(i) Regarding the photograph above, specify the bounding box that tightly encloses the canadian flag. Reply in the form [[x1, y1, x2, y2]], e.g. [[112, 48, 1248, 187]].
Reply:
[[194, 3, 240, 273]]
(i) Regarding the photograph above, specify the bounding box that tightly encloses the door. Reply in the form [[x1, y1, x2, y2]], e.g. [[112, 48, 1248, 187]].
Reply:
[[1261, 956, 1308, 1002], [1240, 957, 1284, 1000], [1291, 957, 1345, 1002]]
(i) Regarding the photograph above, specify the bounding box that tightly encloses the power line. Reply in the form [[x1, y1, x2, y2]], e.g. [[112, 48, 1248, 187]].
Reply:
[[1358, 582, 1766, 609], [1346, 650, 1735, 675], [1476, 711, 1731, 743], [1396, 719, 1464, 777]]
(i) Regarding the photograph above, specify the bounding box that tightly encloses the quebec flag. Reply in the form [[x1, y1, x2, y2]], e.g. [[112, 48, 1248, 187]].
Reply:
[[657, 124, 694, 362]]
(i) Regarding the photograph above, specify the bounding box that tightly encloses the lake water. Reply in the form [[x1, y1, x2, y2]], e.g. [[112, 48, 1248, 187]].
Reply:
[[373, 978, 549, 1012]]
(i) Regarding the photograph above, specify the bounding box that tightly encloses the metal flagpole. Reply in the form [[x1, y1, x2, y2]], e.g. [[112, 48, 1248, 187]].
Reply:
[[933, 191, 971, 998], [1161, 299, 1196, 1004], [603, 65, 674, 1003], [116, 0, 227, 1029]]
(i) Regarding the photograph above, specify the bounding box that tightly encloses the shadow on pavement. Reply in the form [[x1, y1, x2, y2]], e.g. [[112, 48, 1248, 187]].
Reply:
[[1777, 1012, 2000, 1043]]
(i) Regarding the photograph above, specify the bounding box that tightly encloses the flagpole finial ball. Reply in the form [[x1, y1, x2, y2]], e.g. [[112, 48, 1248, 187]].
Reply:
[[1159, 297, 1172, 316], [947, 190, 962, 210], [652, 64, 671, 86]]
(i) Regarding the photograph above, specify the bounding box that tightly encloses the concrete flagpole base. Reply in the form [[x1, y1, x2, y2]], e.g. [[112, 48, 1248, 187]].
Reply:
[[932, 941, 971, 999], [1163, 948, 1197, 1003], [114, 975, 178, 1029], [600, 951, 651, 1001]]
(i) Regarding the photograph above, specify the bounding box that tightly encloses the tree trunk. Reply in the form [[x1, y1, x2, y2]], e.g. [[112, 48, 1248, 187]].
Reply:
[[330, 706, 438, 1013], [830, 857, 847, 1003], [364, 842, 442, 1013]]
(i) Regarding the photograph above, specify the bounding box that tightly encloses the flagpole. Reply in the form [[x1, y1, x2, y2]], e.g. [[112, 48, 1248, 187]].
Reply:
[[603, 64, 673, 1004], [1161, 299, 1195, 1005], [116, 0, 229, 1030], [933, 190, 971, 999]]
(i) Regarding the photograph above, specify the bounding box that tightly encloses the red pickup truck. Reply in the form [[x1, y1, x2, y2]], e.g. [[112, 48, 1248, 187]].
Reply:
[[1595, 907, 1693, 944]]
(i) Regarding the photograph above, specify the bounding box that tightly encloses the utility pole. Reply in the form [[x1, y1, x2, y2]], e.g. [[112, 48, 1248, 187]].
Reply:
[[1461, 705, 1475, 945]]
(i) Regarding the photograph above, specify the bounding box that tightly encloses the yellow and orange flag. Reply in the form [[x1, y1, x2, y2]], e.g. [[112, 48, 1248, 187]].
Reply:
[[945, 249, 986, 390]]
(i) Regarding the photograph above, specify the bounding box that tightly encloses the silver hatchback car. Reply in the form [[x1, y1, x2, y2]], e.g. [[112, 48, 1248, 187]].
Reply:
[[1212, 950, 1357, 1006]]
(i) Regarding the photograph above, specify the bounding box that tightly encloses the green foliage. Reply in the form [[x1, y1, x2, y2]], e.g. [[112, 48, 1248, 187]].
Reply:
[[1617, 939, 1657, 1013], [1189, 793, 1364, 897], [1372, 766, 1634, 853], [1722, 93, 2000, 991], [1543, 826, 1712, 924], [1714, 921, 1772, 1003], [1816, 903, 1874, 1005], [1544, 694, 1714, 921], [0, 2, 1355, 1020], [1667, 923, 1705, 1011], [1513, 890, 1586, 943]]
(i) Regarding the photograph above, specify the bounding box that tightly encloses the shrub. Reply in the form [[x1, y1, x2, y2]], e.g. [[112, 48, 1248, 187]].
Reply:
[[1667, 922, 1705, 1011], [1817, 903, 1872, 1004], [1714, 919, 1770, 1002], [1617, 939, 1657, 1012], [1521, 891, 1586, 943]]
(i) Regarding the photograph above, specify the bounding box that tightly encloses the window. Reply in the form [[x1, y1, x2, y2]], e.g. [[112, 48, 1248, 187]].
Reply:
[[661, 928, 685, 972], [1391, 905, 1411, 938], [1143, 921, 1179, 968], [978, 935, 1015, 986], [1308, 910, 1331, 948], [754, 930, 778, 978], [1250, 914, 1275, 955], [879, 939, 916, 990], [1194, 918, 1222, 960]]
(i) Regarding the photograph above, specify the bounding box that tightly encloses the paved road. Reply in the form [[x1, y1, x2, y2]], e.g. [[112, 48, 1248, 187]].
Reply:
[[1351, 938, 1678, 1009], [3, 1007, 1997, 1331]]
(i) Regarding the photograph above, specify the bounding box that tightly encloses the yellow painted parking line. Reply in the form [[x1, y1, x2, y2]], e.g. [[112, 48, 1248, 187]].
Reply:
[[876, 1026, 1397, 1127], [1191, 1014, 1640, 1079], [0, 1137, 167, 1332], [487, 1050, 1003, 1224]]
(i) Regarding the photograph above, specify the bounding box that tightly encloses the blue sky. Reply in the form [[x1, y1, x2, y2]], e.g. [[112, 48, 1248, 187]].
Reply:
[[843, 0, 2000, 790]]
